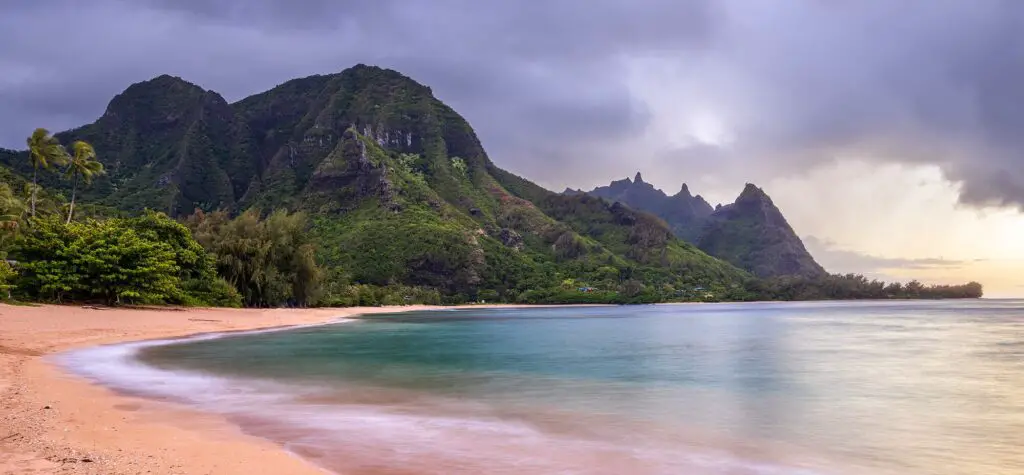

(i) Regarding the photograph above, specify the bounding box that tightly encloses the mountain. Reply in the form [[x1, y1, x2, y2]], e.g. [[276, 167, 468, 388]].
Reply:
[[581, 175, 825, 278], [1, 76, 257, 215], [697, 184, 826, 278], [588, 173, 713, 242], [0, 65, 753, 303]]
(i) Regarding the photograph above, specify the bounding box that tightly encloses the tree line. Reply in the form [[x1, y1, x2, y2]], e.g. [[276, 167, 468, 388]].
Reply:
[[745, 273, 983, 301]]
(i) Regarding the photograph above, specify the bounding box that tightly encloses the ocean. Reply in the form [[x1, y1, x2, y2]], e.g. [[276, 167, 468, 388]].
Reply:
[[59, 300, 1024, 474]]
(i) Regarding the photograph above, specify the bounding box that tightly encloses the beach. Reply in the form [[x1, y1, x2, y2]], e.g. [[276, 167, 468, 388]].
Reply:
[[4, 302, 1023, 475], [0, 303, 443, 475]]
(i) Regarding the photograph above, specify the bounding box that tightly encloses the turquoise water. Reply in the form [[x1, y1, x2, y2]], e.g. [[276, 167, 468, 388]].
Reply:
[[68, 301, 1024, 474]]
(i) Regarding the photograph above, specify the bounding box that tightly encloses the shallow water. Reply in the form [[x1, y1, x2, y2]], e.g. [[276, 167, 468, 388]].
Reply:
[[62, 301, 1024, 474]]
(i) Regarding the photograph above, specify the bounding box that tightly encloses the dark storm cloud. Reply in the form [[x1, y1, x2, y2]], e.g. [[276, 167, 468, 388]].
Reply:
[[2, 0, 1024, 209]]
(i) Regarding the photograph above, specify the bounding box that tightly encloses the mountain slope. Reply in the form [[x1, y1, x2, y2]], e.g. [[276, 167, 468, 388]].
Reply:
[[0, 65, 754, 303], [697, 184, 826, 278], [582, 174, 825, 278]]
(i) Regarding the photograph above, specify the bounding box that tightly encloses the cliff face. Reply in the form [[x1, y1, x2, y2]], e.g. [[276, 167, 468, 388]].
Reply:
[[584, 176, 826, 278]]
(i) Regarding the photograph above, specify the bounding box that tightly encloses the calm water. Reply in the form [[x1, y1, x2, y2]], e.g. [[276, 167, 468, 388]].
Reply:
[[62, 301, 1024, 474]]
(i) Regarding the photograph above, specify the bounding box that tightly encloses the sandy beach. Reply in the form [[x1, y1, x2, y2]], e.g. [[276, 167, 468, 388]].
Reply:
[[0, 303, 451, 475]]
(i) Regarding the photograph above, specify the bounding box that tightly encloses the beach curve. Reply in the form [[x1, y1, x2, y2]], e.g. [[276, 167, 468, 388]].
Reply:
[[0, 303, 466, 474]]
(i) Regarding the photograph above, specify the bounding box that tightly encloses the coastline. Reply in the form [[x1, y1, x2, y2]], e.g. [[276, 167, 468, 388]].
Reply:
[[0, 303, 508, 474]]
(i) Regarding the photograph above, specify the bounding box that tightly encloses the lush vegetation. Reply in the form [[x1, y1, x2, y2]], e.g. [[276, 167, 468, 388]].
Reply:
[[0, 66, 985, 306], [185, 209, 323, 307], [11, 214, 240, 306], [0, 130, 239, 305]]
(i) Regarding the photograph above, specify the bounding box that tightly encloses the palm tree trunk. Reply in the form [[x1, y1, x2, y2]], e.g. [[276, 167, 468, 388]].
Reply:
[[66, 173, 78, 224], [30, 165, 37, 218]]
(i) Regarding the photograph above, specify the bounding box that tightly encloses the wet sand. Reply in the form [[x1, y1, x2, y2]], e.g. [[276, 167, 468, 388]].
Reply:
[[0, 303, 465, 474]]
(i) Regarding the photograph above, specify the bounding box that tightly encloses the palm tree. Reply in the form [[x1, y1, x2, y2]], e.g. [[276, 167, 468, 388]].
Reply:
[[64, 141, 104, 224], [0, 183, 25, 247], [26, 128, 68, 218]]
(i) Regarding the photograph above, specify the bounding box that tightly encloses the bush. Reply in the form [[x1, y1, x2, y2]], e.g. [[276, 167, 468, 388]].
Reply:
[[0, 260, 15, 299], [186, 209, 324, 307], [181, 277, 243, 308], [317, 283, 443, 307], [13, 216, 180, 304], [10, 212, 240, 306]]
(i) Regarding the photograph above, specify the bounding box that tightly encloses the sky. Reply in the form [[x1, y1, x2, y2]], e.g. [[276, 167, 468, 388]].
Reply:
[[2, 0, 1023, 296]]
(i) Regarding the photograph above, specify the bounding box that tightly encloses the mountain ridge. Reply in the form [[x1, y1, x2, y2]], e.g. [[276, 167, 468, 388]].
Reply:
[[580, 174, 826, 278]]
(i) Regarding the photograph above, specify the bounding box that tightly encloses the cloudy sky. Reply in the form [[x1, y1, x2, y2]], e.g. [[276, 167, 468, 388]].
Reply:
[[3, 0, 1023, 295]]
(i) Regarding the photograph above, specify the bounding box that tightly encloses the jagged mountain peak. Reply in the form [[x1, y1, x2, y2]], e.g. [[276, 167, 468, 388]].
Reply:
[[586, 173, 707, 242], [698, 183, 825, 278], [735, 183, 771, 204]]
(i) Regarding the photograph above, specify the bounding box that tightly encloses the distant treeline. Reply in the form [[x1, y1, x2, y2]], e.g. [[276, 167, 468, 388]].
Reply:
[[746, 273, 983, 301]]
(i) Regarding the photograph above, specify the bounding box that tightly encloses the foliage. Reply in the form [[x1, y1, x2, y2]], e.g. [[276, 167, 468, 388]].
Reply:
[[186, 208, 324, 307], [26, 129, 68, 173], [125, 211, 242, 306], [8, 211, 240, 306], [745, 273, 983, 300], [0, 183, 25, 253], [450, 156, 467, 176], [12, 216, 181, 304], [0, 260, 15, 298], [64, 140, 105, 223], [26, 128, 68, 217], [395, 153, 427, 185], [318, 281, 443, 307], [181, 277, 243, 307]]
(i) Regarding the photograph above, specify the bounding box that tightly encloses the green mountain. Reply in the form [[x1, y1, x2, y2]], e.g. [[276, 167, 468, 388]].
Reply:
[[3, 76, 255, 214], [581, 174, 826, 278], [698, 184, 825, 278], [0, 65, 754, 303]]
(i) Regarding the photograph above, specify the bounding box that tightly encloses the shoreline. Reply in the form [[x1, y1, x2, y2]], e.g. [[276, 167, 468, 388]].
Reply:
[[0, 303, 519, 474], [0, 300, 987, 474]]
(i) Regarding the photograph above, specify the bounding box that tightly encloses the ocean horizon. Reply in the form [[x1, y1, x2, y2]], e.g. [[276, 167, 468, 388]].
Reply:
[[59, 300, 1024, 474]]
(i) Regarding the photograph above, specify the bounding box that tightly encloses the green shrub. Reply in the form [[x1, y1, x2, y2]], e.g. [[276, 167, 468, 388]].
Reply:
[[13, 216, 180, 304]]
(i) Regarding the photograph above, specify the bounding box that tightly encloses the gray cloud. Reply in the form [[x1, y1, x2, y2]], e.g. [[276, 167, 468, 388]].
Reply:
[[803, 236, 966, 279], [2, 1, 1024, 209]]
